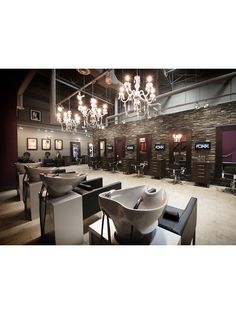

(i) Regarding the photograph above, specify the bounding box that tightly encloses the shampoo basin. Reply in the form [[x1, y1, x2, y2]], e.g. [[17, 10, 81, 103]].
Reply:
[[24, 166, 57, 182], [99, 185, 167, 244], [41, 172, 86, 198], [15, 162, 42, 174]]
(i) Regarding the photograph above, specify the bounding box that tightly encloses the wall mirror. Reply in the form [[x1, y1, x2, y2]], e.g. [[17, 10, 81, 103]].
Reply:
[[114, 136, 126, 160], [136, 134, 152, 163], [169, 129, 192, 175], [98, 139, 106, 159], [88, 143, 94, 157], [70, 141, 81, 162]]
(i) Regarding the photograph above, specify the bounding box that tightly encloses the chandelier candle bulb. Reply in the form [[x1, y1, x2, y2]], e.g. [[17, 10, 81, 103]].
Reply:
[[125, 75, 131, 82], [147, 75, 153, 83]]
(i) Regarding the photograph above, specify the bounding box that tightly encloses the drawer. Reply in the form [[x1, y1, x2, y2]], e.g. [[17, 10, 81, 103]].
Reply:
[[196, 165, 205, 170]]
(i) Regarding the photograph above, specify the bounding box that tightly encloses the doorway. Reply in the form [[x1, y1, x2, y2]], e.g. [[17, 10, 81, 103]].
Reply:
[[98, 139, 106, 159], [114, 136, 126, 161], [215, 125, 236, 180], [136, 134, 152, 163]]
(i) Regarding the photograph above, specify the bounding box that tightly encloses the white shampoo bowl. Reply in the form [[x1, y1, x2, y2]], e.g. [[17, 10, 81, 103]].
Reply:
[[99, 185, 167, 244], [41, 173, 86, 198], [25, 166, 57, 182], [15, 162, 42, 174]]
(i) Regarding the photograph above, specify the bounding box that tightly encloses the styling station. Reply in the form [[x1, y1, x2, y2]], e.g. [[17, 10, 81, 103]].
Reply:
[[0, 69, 236, 245]]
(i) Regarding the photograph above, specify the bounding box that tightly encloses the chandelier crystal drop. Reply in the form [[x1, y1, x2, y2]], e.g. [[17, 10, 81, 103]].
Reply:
[[118, 75, 157, 118]]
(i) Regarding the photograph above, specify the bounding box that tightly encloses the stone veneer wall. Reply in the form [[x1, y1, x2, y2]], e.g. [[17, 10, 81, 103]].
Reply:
[[93, 103, 236, 176]]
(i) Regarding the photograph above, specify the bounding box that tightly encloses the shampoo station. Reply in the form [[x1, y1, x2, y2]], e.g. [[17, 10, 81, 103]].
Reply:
[[39, 173, 86, 245], [15, 161, 42, 201], [89, 185, 180, 245], [23, 166, 58, 220]]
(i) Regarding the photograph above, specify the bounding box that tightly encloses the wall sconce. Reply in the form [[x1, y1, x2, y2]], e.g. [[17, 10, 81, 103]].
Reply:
[[173, 133, 182, 142]]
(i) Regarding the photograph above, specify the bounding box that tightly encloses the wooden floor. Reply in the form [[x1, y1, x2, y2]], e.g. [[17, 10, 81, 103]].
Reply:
[[0, 189, 100, 245]]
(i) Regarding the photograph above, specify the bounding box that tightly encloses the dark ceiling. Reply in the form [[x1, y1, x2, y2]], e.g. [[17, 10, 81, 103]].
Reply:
[[2, 68, 236, 114]]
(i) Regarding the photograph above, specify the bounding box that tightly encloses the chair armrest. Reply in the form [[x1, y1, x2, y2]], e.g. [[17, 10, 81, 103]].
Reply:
[[78, 183, 93, 191], [83, 177, 103, 189]]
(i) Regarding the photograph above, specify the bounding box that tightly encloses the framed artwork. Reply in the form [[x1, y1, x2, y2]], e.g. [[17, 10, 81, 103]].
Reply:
[[70, 141, 81, 162], [55, 139, 63, 150], [88, 143, 94, 157], [30, 109, 42, 122], [27, 138, 38, 150], [42, 138, 51, 150]]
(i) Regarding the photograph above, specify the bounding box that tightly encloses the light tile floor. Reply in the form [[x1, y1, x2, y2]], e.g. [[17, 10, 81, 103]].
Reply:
[[0, 164, 236, 244]]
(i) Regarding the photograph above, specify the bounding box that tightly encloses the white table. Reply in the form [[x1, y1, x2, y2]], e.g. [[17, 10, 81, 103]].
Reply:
[[89, 218, 181, 245]]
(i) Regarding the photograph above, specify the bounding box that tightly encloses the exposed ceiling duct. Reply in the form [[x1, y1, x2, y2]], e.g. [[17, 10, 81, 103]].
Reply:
[[89, 69, 121, 90]]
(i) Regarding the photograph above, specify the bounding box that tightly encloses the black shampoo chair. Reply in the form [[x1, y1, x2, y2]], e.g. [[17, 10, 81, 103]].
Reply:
[[158, 197, 197, 245]]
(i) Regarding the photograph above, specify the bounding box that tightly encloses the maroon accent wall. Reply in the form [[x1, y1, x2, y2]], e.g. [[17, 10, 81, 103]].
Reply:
[[0, 93, 18, 190], [0, 70, 28, 191], [222, 130, 236, 162]]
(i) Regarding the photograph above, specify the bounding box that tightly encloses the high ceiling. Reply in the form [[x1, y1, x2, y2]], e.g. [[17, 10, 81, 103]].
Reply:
[[4, 68, 235, 116]]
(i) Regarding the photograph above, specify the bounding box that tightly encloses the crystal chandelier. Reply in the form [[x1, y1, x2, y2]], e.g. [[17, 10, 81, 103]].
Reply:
[[77, 92, 108, 129], [56, 102, 81, 133], [118, 74, 157, 117]]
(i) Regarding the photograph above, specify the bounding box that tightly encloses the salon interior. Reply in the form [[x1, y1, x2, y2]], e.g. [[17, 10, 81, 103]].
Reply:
[[1, 68, 236, 245]]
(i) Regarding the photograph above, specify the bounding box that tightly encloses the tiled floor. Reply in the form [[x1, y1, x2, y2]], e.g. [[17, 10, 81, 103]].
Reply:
[[0, 164, 236, 245]]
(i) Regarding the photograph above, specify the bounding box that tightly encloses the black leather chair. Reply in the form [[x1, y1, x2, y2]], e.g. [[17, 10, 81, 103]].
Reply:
[[73, 177, 122, 219], [158, 197, 197, 245]]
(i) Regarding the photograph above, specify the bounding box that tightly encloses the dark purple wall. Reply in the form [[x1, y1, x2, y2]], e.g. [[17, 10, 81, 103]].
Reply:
[[0, 93, 18, 191], [0, 70, 28, 191], [222, 130, 236, 162]]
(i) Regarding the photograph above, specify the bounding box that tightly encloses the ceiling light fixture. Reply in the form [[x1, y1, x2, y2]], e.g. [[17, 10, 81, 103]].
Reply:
[[56, 99, 81, 133], [118, 74, 158, 118], [77, 88, 108, 129]]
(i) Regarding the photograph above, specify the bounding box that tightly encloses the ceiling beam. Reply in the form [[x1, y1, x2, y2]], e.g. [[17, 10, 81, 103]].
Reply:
[[56, 76, 114, 106], [56, 69, 111, 106]]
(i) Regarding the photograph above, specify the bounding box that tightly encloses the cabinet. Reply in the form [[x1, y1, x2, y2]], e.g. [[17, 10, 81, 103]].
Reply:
[[122, 158, 135, 174], [192, 162, 211, 187], [101, 157, 113, 170], [151, 159, 166, 179]]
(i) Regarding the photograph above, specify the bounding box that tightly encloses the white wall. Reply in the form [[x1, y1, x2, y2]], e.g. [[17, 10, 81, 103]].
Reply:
[[17, 125, 93, 161]]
